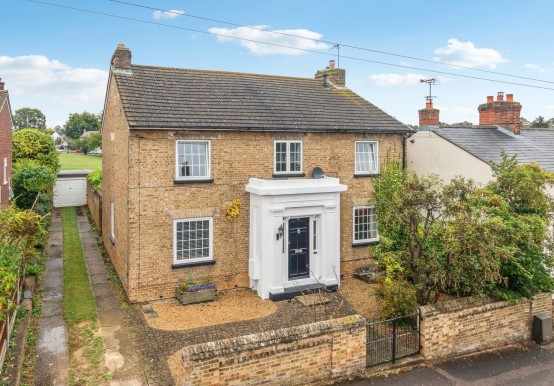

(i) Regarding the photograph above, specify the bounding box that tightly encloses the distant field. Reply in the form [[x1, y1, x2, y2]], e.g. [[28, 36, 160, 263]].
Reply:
[[59, 153, 102, 171]]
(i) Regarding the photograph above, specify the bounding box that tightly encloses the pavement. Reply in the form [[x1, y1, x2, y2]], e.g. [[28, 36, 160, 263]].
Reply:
[[35, 208, 147, 385], [344, 341, 554, 386], [34, 209, 69, 386]]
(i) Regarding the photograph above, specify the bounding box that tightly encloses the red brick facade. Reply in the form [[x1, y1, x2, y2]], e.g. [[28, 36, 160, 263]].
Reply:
[[0, 89, 13, 207]]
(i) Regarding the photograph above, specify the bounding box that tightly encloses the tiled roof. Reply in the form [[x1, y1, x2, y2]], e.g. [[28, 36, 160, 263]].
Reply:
[[433, 126, 554, 171], [113, 65, 410, 132]]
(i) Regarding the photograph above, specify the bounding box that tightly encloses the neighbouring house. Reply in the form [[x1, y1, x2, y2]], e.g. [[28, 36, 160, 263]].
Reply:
[[0, 79, 13, 207], [408, 92, 554, 195], [101, 43, 411, 302]]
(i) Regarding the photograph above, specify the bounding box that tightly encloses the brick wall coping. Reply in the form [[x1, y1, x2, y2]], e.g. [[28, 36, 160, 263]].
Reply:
[[182, 314, 366, 361], [420, 295, 500, 317]]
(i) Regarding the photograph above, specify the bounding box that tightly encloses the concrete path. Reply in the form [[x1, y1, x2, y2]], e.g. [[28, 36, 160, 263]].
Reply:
[[344, 342, 554, 385], [35, 208, 69, 386], [76, 208, 148, 385]]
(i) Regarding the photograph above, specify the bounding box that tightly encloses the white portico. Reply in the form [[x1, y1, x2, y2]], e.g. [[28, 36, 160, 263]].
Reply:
[[245, 177, 347, 300]]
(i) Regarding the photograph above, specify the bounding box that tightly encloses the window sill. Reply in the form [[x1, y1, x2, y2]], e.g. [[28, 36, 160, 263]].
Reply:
[[272, 173, 305, 179], [109, 235, 115, 245], [352, 240, 380, 247], [174, 179, 214, 185], [354, 173, 380, 178], [172, 260, 216, 269]]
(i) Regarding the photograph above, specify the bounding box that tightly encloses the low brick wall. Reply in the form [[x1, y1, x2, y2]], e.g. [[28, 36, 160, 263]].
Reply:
[[420, 293, 553, 360], [86, 181, 102, 236], [178, 315, 366, 385]]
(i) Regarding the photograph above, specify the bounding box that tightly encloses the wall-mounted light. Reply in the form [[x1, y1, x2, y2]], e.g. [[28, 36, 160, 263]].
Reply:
[[276, 224, 284, 240]]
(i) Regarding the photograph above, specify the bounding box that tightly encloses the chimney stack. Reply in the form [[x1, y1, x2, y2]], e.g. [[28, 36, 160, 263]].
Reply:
[[315, 60, 346, 87], [111, 42, 132, 72], [0, 79, 4, 91], [478, 92, 522, 135], [418, 100, 440, 127]]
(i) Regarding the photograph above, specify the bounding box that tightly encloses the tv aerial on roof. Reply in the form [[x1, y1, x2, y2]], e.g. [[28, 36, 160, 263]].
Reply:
[[420, 78, 440, 103]]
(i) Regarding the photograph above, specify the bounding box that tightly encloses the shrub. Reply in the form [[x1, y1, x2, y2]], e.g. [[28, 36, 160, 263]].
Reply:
[[375, 278, 419, 319], [0, 240, 24, 320], [12, 161, 56, 210], [87, 168, 102, 190], [12, 128, 60, 171]]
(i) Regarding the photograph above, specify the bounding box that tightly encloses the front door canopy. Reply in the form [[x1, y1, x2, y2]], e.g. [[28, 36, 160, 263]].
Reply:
[[246, 176, 347, 196]]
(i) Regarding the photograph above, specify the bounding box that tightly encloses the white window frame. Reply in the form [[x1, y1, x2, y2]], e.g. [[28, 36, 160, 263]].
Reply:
[[354, 141, 379, 175], [175, 140, 211, 181], [110, 201, 115, 242], [353, 205, 378, 244], [3, 158, 7, 185], [173, 217, 214, 264], [274, 140, 303, 174]]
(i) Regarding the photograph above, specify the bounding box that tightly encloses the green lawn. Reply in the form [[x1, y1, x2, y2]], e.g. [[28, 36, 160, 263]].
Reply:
[[59, 152, 102, 171], [62, 207, 97, 325]]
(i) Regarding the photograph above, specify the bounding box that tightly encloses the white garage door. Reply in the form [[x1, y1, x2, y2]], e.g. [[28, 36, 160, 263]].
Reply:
[[53, 177, 87, 207]]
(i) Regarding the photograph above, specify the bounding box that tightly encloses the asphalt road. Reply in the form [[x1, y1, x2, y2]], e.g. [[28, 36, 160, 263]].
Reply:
[[343, 342, 554, 386]]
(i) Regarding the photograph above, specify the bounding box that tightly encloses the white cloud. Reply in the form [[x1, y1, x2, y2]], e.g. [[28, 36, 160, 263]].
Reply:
[[433, 38, 507, 69], [208, 25, 329, 56], [152, 9, 184, 20], [369, 73, 429, 86], [524, 63, 552, 73], [0, 55, 107, 127], [546, 105, 554, 111]]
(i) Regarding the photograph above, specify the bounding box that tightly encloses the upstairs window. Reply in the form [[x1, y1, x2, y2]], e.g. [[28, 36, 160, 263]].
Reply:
[[176, 141, 210, 180], [355, 141, 378, 175], [353, 206, 378, 243], [274, 141, 302, 174]]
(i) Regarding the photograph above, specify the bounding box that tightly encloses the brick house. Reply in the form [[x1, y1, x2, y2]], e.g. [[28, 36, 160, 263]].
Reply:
[[409, 92, 554, 196], [101, 43, 411, 302], [0, 79, 13, 207]]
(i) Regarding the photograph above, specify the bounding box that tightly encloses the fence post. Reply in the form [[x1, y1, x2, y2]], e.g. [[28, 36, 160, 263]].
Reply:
[[392, 318, 397, 363]]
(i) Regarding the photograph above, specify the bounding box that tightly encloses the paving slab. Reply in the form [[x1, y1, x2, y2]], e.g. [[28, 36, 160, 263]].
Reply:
[[89, 272, 109, 285], [35, 208, 69, 386]]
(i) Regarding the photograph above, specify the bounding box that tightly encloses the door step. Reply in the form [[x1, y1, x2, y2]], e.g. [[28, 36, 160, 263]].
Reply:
[[296, 293, 331, 306]]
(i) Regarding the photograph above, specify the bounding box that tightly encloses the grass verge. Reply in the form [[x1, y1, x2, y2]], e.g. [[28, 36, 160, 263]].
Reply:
[[62, 207, 106, 385], [59, 153, 101, 171]]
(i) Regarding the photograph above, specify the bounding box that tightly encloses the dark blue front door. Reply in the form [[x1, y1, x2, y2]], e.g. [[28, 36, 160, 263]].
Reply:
[[288, 217, 310, 279]]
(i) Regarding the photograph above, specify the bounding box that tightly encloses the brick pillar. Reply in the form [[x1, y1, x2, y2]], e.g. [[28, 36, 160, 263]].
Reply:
[[418, 101, 440, 127]]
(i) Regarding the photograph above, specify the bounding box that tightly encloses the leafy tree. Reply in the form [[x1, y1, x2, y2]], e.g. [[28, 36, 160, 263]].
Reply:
[[81, 133, 102, 154], [87, 168, 102, 190], [520, 117, 531, 128], [373, 157, 554, 305], [487, 154, 554, 299], [530, 116, 550, 128], [13, 108, 46, 130], [64, 112, 100, 139], [12, 129, 60, 171], [12, 160, 56, 210]]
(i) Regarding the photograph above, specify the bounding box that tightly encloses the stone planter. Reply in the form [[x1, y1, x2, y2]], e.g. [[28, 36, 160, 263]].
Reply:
[[176, 287, 216, 305]]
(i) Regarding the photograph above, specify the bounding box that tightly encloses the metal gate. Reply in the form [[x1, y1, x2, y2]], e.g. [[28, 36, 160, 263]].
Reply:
[[366, 310, 420, 367]]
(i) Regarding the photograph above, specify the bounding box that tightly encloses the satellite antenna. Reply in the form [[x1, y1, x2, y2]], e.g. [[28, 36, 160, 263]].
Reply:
[[419, 78, 439, 103], [329, 44, 340, 68], [312, 167, 325, 179]]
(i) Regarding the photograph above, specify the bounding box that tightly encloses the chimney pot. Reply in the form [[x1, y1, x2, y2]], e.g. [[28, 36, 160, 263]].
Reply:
[[479, 92, 521, 135], [329, 60, 335, 70], [497, 92, 504, 102], [314, 61, 345, 87], [506, 93, 513, 102], [487, 96, 494, 103], [425, 101, 433, 109]]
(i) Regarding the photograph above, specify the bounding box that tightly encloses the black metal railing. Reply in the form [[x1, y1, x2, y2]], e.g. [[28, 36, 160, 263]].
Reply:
[[366, 310, 420, 367]]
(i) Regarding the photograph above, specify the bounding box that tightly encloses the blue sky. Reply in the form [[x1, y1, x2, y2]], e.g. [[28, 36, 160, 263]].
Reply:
[[3, 0, 554, 127]]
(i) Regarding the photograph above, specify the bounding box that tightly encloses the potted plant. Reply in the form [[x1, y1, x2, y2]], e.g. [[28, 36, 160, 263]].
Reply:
[[176, 270, 217, 305]]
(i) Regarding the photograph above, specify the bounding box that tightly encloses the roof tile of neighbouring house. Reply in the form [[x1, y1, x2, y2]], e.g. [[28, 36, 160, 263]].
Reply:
[[113, 65, 410, 132], [433, 126, 554, 171]]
